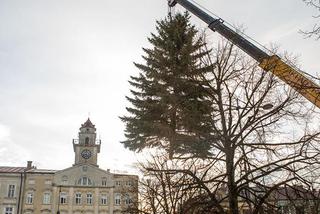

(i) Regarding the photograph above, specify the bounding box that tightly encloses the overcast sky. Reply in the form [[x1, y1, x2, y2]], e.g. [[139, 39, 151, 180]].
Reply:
[[0, 0, 319, 173]]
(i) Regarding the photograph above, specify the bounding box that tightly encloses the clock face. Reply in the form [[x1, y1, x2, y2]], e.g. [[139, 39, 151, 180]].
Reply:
[[81, 149, 92, 159]]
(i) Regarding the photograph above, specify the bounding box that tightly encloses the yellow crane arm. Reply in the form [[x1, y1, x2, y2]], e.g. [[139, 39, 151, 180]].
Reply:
[[260, 55, 320, 108], [169, 0, 320, 108]]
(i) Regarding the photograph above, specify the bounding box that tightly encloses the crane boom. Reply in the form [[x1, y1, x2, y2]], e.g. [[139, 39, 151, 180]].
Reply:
[[168, 0, 320, 109]]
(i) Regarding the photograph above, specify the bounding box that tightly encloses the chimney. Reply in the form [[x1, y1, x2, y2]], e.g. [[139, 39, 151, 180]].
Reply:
[[27, 161, 32, 169]]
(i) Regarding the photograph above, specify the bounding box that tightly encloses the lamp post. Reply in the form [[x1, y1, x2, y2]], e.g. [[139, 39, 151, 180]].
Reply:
[[57, 186, 61, 214]]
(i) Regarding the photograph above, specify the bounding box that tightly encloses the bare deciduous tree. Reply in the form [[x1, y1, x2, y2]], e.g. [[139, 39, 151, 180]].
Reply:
[[128, 153, 223, 214], [192, 40, 320, 213], [300, 0, 320, 39]]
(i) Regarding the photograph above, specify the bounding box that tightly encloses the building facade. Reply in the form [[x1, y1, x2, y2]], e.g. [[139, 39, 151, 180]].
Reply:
[[0, 119, 138, 214]]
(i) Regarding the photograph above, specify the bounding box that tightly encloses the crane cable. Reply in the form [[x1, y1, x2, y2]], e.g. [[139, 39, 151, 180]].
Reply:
[[188, 0, 277, 55]]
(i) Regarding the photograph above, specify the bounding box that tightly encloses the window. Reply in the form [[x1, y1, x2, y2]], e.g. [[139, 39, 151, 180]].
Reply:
[[115, 194, 121, 205], [26, 192, 33, 204], [100, 194, 107, 205], [85, 137, 89, 145], [115, 181, 121, 186], [7, 185, 15, 198], [43, 192, 51, 204], [44, 180, 52, 185], [75, 193, 82, 205], [28, 179, 35, 185], [125, 181, 133, 186], [102, 178, 107, 186], [86, 193, 93, 205], [60, 192, 67, 204], [5, 207, 13, 214], [78, 177, 92, 186], [62, 175, 68, 185], [125, 194, 132, 205]]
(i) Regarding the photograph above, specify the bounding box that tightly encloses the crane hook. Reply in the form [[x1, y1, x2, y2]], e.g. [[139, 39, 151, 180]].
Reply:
[[168, 0, 177, 7]]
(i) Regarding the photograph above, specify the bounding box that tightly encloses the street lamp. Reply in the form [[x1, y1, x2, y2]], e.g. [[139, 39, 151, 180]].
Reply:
[[260, 103, 274, 110], [234, 101, 274, 111]]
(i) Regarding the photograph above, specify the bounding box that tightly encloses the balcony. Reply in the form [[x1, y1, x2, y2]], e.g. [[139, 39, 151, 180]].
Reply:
[[72, 139, 101, 146]]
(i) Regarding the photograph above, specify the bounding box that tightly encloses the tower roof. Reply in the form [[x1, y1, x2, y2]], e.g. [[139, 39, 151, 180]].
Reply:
[[81, 118, 95, 129]]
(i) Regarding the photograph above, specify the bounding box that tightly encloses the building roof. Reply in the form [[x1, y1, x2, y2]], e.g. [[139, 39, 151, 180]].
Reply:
[[81, 118, 95, 129], [0, 166, 58, 174], [272, 185, 316, 200], [27, 168, 57, 174], [0, 166, 26, 173]]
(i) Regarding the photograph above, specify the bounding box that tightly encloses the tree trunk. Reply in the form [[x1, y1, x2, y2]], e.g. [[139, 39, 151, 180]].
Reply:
[[169, 107, 177, 159], [226, 149, 239, 214]]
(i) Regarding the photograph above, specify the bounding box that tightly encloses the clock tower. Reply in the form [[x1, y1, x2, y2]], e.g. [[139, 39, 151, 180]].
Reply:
[[73, 118, 101, 166]]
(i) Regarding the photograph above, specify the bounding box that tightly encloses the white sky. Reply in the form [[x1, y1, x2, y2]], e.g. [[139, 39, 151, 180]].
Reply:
[[0, 0, 319, 173]]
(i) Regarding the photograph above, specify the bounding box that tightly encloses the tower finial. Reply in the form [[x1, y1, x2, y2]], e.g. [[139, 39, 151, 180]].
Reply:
[[81, 118, 95, 129]]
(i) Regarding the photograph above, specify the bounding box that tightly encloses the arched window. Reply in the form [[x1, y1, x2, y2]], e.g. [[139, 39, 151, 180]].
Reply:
[[77, 177, 92, 186], [86, 193, 93, 204], [43, 192, 51, 204], [124, 194, 132, 205], [85, 137, 89, 145], [26, 192, 34, 204], [115, 193, 121, 206], [100, 193, 107, 205], [75, 193, 82, 205], [59, 192, 67, 204]]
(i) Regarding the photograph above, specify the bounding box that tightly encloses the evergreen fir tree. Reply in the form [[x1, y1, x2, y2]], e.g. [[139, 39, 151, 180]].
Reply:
[[121, 12, 214, 158]]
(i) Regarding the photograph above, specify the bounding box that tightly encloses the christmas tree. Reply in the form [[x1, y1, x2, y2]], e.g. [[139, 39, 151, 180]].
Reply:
[[121, 12, 214, 158]]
